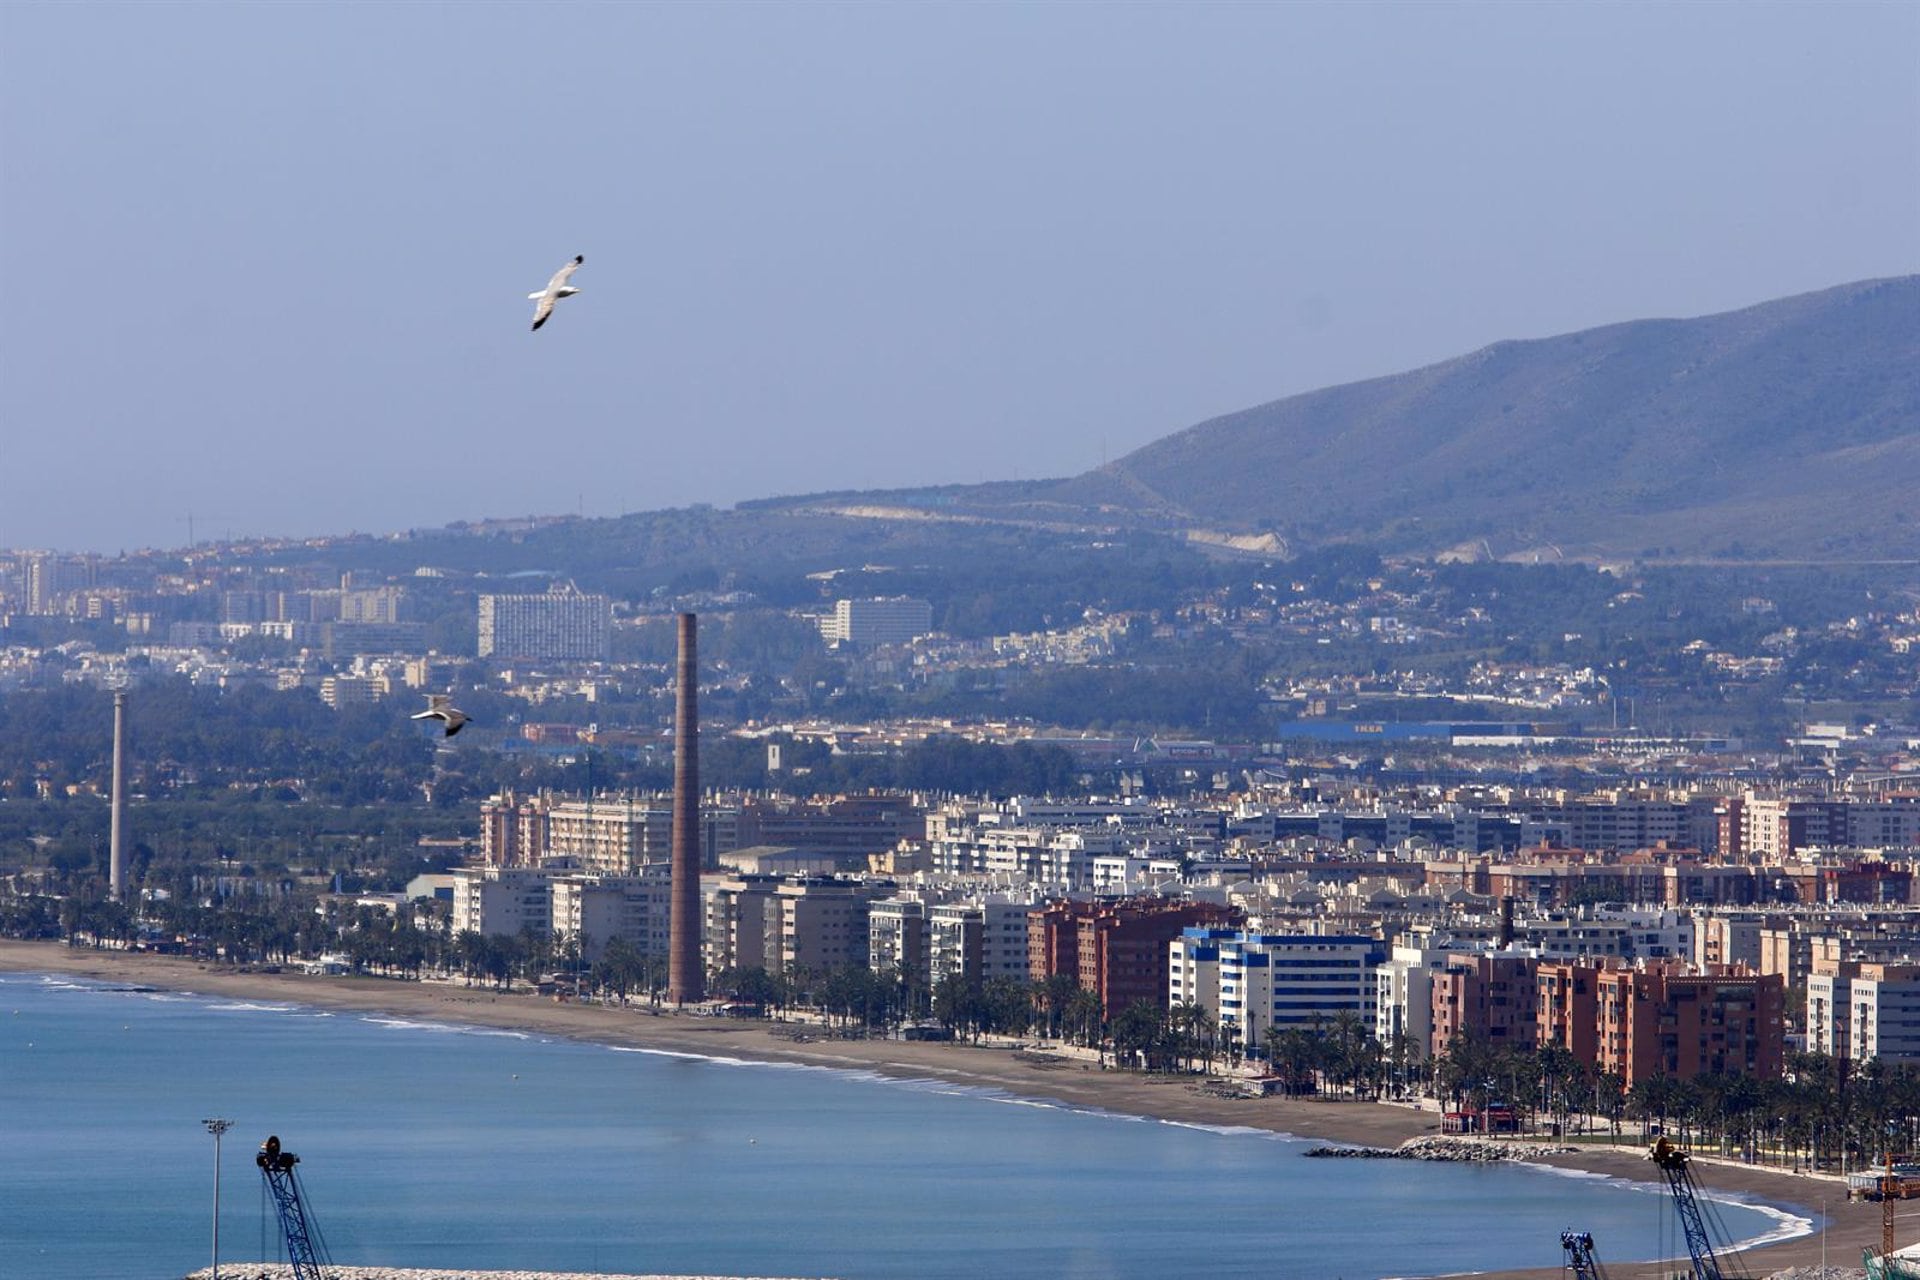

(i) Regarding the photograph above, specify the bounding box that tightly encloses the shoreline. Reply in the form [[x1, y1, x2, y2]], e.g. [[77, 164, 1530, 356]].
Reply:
[[2, 939, 1891, 1280]]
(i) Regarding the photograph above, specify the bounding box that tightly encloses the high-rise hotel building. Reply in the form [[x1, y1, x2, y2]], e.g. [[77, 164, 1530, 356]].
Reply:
[[478, 584, 610, 660], [818, 596, 934, 649]]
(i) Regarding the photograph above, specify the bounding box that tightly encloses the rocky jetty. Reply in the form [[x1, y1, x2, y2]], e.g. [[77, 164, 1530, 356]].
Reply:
[[1304, 1135, 1576, 1163]]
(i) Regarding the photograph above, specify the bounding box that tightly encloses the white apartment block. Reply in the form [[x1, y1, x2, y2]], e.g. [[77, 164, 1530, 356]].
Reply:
[[1169, 929, 1385, 1059], [452, 866, 552, 939], [1091, 855, 1185, 895], [704, 875, 779, 976], [478, 585, 611, 660], [770, 878, 876, 975], [928, 898, 1034, 984], [502, 794, 738, 874], [548, 870, 670, 963], [1808, 966, 1851, 1059], [1375, 945, 1452, 1055], [818, 597, 934, 649], [1812, 961, 1920, 1063], [868, 896, 930, 980]]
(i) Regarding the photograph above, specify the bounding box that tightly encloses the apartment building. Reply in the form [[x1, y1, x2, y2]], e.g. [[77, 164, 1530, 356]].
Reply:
[[1029, 898, 1240, 1016], [819, 597, 934, 649], [1595, 966, 1784, 1086], [1809, 960, 1920, 1063], [1169, 929, 1385, 1059], [548, 871, 671, 963], [451, 866, 552, 938], [769, 877, 882, 975], [1431, 952, 1539, 1058], [703, 874, 781, 976], [867, 895, 930, 982], [477, 584, 611, 660], [929, 898, 1034, 985], [1374, 945, 1452, 1055]]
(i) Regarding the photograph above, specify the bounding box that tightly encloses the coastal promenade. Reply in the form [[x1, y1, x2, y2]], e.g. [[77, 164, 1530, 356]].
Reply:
[[2, 940, 1889, 1280]]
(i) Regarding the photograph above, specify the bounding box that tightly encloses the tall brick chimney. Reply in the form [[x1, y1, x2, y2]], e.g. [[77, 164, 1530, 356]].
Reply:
[[668, 613, 705, 1005]]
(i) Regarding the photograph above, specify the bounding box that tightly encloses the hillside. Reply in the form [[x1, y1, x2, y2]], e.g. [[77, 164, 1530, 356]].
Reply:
[[770, 276, 1918, 562], [1048, 276, 1920, 560]]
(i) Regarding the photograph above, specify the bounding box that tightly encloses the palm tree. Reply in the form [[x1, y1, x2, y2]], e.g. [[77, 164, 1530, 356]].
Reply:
[[1110, 1000, 1165, 1071], [1167, 1001, 1218, 1073], [1037, 974, 1079, 1040], [1272, 1027, 1323, 1097], [1063, 988, 1105, 1056]]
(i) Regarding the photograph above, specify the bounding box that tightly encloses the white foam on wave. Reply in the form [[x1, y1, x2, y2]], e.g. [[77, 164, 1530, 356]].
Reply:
[[357, 1013, 540, 1041], [207, 1000, 301, 1014], [1512, 1158, 1813, 1255], [1156, 1118, 1297, 1141], [360, 1015, 465, 1033], [16, 974, 104, 992]]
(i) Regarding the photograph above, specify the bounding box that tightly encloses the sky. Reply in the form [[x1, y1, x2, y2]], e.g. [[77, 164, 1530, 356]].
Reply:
[[2, 1, 1916, 555]]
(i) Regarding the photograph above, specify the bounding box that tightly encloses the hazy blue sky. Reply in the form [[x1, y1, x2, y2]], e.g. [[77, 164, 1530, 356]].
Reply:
[[3, 1, 1916, 554]]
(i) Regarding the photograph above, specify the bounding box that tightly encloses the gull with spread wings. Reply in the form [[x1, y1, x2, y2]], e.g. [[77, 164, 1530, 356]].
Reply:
[[412, 694, 471, 738], [528, 254, 584, 331]]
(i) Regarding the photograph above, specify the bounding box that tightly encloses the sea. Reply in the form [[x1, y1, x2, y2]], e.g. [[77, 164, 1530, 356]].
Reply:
[[0, 972, 1812, 1280]]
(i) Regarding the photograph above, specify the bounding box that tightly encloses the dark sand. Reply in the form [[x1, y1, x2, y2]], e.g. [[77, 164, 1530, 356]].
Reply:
[[5, 940, 1896, 1280]]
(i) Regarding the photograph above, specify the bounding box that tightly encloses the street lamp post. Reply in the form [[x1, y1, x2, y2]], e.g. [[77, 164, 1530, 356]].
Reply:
[[202, 1118, 234, 1280]]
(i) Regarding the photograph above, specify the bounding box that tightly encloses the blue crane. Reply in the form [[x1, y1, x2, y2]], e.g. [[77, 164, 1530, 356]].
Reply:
[[1649, 1137, 1726, 1280], [1560, 1229, 1605, 1280], [255, 1135, 331, 1280]]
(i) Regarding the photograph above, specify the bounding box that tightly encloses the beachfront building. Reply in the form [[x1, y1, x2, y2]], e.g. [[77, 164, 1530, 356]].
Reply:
[[768, 877, 883, 975], [1169, 929, 1385, 1061], [929, 897, 1035, 984], [452, 866, 552, 939], [1030, 898, 1240, 1017], [1810, 960, 1920, 1064], [1596, 965, 1785, 1086], [868, 894, 931, 984], [1375, 944, 1452, 1057], [1430, 952, 1539, 1059], [548, 870, 671, 963]]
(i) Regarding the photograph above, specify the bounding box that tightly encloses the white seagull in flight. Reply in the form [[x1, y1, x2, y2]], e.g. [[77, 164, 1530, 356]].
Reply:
[[528, 254, 584, 331], [412, 694, 471, 738]]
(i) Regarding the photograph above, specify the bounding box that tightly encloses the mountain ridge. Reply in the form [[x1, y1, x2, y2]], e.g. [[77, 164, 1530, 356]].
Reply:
[[760, 275, 1918, 562]]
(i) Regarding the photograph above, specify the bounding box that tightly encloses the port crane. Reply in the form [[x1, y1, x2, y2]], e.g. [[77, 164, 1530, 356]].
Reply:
[[1559, 1229, 1607, 1279], [1649, 1137, 1740, 1280], [255, 1135, 331, 1280]]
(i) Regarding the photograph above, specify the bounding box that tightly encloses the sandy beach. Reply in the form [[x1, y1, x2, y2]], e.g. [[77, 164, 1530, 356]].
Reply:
[[5, 939, 1897, 1280]]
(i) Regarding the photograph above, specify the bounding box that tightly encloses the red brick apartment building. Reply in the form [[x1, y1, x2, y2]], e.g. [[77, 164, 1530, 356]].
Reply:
[[1536, 961, 1602, 1063], [1028, 898, 1239, 1015], [1596, 966, 1784, 1086], [1428, 954, 1785, 1085], [1430, 953, 1538, 1058]]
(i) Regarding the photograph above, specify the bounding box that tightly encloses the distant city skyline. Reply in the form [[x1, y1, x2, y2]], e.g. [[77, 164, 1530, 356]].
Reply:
[[2, 1, 1916, 553]]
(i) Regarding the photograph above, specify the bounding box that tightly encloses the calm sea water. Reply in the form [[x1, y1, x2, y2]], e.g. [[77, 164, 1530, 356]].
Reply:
[[0, 973, 1809, 1280]]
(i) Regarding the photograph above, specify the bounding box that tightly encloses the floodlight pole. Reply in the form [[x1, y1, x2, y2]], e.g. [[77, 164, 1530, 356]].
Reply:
[[202, 1118, 234, 1280]]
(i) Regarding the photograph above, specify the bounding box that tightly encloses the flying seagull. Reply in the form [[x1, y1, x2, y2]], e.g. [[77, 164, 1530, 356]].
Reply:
[[412, 694, 471, 738], [528, 254, 584, 331]]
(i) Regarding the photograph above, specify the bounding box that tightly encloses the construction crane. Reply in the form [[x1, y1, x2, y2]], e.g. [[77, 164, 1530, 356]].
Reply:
[[1560, 1229, 1606, 1279], [1887, 1150, 1902, 1265], [1649, 1137, 1726, 1280], [255, 1135, 330, 1280]]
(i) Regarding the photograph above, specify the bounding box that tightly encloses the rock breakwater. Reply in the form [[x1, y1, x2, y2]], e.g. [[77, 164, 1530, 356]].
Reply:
[[1304, 1135, 1577, 1163]]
